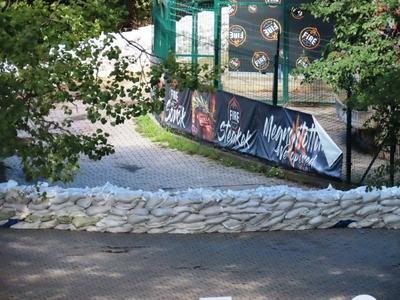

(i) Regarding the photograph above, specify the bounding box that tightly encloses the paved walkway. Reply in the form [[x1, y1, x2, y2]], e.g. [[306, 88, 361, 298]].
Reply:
[[0, 229, 399, 300], [4, 104, 299, 191]]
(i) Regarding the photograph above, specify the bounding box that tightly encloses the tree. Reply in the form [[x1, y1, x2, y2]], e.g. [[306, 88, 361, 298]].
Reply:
[[300, 0, 400, 186], [0, 0, 162, 182]]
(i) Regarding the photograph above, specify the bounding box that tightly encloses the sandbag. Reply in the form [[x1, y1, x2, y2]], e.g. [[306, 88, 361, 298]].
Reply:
[[127, 215, 149, 225]]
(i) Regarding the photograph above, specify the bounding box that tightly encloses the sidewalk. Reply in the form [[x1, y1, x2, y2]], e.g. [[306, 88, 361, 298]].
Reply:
[[4, 104, 300, 191]]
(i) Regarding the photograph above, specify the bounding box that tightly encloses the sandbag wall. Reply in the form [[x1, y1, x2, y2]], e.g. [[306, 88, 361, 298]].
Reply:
[[1, 180, 399, 233]]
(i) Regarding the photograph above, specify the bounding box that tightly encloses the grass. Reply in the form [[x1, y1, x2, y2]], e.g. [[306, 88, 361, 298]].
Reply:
[[135, 115, 285, 179]]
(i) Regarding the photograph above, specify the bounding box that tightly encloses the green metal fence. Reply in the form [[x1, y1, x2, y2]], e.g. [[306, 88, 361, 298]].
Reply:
[[153, 0, 335, 105]]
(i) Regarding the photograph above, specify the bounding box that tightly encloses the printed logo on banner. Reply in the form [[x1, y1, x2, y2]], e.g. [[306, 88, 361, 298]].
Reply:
[[217, 97, 255, 151], [229, 57, 241, 71], [263, 114, 323, 170], [228, 0, 238, 16], [299, 27, 321, 49], [252, 51, 270, 71], [260, 18, 281, 41], [248, 5, 257, 14], [229, 25, 247, 47], [296, 56, 311, 68], [291, 7, 304, 19], [264, 0, 281, 7], [165, 87, 187, 129]]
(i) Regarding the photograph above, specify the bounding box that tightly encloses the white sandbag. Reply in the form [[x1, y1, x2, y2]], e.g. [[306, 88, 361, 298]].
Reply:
[[110, 207, 129, 216], [127, 214, 149, 225], [173, 206, 195, 215], [380, 199, 400, 206], [146, 217, 171, 228], [5, 189, 28, 204], [115, 190, 143, 203], [86, 205, 110, 216], [356, 205, 382, 217], [183, 214, 206, 223], [11, 221, 41, 229], [341, 191, 362, 201], [147, 227, 175, 234], [76, 198, 92, 209], [168, 212, 191, 224], [362, 191, 380, 203], [173, 221, 206, 231], [144, 197, 163, 210], [237, 200, 260, 209], [240, 207, 269, 214], [130, 208, 149, 216], [222, 219, 243, 230], [248, 214, 269, 226], [261, 193, 283, 204], [199, 206, 223, 216], [393, 208, 400, 215], [317, 201, 338, 209], [274, 201, 294, 211], [28, 202, 50, 210], [293, 201, 316, 209], [114, 203, 136, 210], [50, 201, 74, 211], [340, 198, 359, 209], [3, 203, 27, 212], [131, 226, 149, 233], [382, 214, 400, 225], [106, 224, 133, 233], [270, 210, 285, 219], [151, 208, 176, 217], [341, 205, 362, 216], [55, 224, 76, 230], [381, 206, 397, 213], [50, 191, 82, 205], [97, 216, 126, 228], [261, 214, 285, 228], [308, 216, 328, 227], [39, 219, 58, 229], [285, 207, 309, 220], [229, 214, 256, 221], [348, 218, 380, 228], [204, 216, 228, 225], [160, 197, 178, 208], [322, 206, 341, 217]]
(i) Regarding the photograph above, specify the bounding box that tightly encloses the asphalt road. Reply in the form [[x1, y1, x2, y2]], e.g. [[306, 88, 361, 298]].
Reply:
[[0, 228, 399, 300]]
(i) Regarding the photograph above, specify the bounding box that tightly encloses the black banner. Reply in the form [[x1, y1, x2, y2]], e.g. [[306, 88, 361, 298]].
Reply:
[[164, 85, 192, 133], [228, 0, 333, 72], [215, 90, 259, 155], [257, 104, 342, 178], [163, 88, 343, 178]]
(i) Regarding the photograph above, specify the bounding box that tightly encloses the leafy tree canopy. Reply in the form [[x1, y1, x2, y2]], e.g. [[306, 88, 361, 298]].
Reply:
[[0, 0, 160, 182]]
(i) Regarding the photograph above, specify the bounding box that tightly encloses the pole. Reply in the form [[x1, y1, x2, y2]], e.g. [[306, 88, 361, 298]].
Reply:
[[272, 31, 281, 106], [346, 91, 352, 184], [389, 105, 396, 186], [213, 0, 221, 89]]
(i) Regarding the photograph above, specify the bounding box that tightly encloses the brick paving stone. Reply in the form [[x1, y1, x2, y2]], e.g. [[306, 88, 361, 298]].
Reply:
[[0, 229, 399, 300], [4, 103, 300, 191]]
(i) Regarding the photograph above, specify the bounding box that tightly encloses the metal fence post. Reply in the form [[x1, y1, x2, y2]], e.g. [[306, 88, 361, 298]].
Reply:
[[272, 31, 281, 106], [213, 0, 221, 89], [346, 103, 352, 184]]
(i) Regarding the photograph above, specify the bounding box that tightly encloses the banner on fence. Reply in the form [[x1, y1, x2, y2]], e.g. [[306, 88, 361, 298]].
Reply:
[[227, 0, 334, 72], [164, 86, 342, 178]]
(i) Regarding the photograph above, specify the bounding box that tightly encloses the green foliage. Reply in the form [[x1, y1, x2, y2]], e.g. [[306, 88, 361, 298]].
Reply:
[[300, 0, 400, 187], [0, 1, 218, 183], [0, 0, 159, 182]]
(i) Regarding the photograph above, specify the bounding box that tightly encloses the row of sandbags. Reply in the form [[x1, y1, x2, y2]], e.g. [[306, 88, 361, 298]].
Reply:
[[1, 180, 400, 233]]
